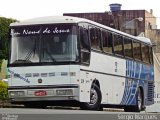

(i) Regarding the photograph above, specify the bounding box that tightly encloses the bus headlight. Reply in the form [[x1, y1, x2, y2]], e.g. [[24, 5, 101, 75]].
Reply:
[[9, 91, 25, 97], [56, 89, 73, 96]]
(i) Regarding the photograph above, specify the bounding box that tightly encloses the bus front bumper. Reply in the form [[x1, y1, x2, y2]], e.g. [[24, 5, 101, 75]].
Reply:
[[8, 85, 79, 102]]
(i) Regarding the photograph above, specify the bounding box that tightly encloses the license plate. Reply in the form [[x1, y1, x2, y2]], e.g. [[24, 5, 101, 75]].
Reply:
[[35, 90, 47, 96]]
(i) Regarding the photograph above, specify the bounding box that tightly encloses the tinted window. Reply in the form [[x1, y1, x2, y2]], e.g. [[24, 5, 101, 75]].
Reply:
[[133, 41, 141, 60], [141, 44, 149, 63], [102, 30, 113, 53], [80, 27, 90, 50], [113, 34, 123, 56], [124, 37, 133, 58], [149, 47, 153, 64], [80, 26, 90, 64], [90, 27, 101, 50]]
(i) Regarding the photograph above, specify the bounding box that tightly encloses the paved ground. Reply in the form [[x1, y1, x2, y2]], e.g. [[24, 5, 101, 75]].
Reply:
[[0, 108, 159, 120]]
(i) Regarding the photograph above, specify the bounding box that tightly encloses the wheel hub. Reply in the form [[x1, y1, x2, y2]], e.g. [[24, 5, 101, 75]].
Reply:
[[90, 88, 98, 105]]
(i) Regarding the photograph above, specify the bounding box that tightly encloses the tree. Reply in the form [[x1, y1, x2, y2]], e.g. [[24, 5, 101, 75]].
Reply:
[[0, 17, 17, 70]]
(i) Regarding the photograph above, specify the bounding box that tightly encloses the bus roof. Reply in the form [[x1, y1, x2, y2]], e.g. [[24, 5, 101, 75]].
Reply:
[[10, 16, 84, 26], [10, 16, 152, 45]]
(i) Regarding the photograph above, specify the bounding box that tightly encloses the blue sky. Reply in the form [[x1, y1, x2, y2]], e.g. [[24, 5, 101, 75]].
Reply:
[[0, 0, 160, 28]]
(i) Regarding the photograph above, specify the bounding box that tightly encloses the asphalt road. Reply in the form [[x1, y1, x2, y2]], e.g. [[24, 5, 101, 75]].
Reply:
[[0, 107, 159, 120]]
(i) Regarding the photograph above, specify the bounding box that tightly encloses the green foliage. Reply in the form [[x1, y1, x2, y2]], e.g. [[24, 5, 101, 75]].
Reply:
[[0, 80, 8, 100], [0, 17, 17, 60], [0, 59, 2, 71], [0, 17, 17, 99]]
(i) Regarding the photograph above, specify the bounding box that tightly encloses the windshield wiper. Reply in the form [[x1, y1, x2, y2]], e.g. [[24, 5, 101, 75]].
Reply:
[[13, 59, 32, 64], [24, 39, 37, 61]]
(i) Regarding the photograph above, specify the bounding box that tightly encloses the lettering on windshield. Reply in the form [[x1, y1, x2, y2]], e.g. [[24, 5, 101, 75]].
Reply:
[[23, 29, 41, 35], [52, 27, 70, 34], [11, 26, 71, 36], [11, 29, 20, 35], [43, 27, 70, 34]]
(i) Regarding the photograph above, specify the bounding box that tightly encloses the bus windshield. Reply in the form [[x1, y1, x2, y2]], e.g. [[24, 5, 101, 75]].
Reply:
[[9, 24, 79, 65]]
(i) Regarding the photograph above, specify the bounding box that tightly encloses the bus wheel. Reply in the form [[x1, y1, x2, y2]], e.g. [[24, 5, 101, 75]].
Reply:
[[80, 84, 102, 110], [124, 88, 143, 112], [136, 88, 143, 112]]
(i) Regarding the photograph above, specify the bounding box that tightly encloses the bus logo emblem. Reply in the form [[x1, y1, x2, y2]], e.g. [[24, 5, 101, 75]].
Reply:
[[38, 79, 42, 83]]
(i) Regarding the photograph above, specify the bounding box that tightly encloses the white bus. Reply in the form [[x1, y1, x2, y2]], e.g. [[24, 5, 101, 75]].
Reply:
[[8, 16, 154, 112]]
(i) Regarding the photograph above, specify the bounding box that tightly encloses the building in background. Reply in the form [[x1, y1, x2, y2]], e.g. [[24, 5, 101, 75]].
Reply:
[[64, 3, 160, 53]]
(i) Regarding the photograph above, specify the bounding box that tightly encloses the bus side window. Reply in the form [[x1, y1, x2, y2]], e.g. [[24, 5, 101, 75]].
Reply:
[[90, 27, 101, 50], [95, 28, 101, 50], [124, 37, 133, 58], [80, 27, 90, 50], [141, 44, 149, 63], [149, 47, 153, 64], [102, 30, 113, 53], [113, 33, 123, 56], [133, 41, 141, 61], [79, 26, 90, 64]]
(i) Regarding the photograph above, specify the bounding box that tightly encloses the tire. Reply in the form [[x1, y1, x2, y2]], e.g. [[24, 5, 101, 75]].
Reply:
[[135, 88, 143, 112], [80, 84, 102, 110], [124, 88, 143, 112]]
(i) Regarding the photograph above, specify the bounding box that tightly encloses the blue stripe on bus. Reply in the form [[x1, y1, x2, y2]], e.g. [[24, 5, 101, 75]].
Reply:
[[120, 60, 154, 105]]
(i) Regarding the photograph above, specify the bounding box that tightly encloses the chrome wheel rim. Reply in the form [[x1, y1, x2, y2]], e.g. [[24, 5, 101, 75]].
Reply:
[[138, 91, 142, 110], [89, 88, 98, 105]]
